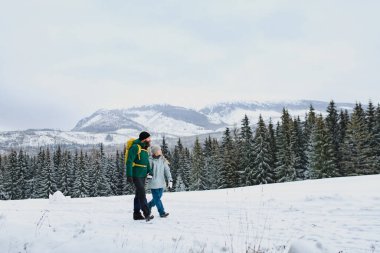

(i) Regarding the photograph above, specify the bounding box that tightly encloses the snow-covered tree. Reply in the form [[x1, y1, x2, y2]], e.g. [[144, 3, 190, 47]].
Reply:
[[0, 155, 8, 200], [247, 115, 274, 185], [267, 119, 277, 173], [17, 149, 28, 199], [190, 138, 208, 191], [52, 146, 63, 193], [292, 117, 308, 180], [33, 149, 47, 198], [239, 115, 255, 185], [373, 105, 380, 173], [325, 101, 342, 172], [275, 109, 297, 182], [219, 128, 239, 188], [309, 115, 337, 178], [341, 103, 376, 176], [73, 151, 91, 198], [161, 136, 171, 162], [171, 138, 183, 191], [203, 137, 221, 190], [91, 145, 111, 197], [366, 100, 376, 134]]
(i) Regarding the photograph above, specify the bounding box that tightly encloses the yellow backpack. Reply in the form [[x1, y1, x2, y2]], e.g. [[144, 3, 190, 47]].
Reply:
[[124, 138, 148, 167], [125, 138, 140, 165]]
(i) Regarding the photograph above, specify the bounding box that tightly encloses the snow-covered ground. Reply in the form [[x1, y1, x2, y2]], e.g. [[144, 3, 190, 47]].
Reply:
[[0, 175, 379, 253]]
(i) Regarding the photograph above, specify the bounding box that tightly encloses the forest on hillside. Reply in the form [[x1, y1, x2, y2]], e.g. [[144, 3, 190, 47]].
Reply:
[[1, 101, 379, 200]]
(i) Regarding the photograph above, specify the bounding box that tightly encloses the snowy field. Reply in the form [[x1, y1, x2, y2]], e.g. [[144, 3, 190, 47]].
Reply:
[[0, 175, 379, 253]]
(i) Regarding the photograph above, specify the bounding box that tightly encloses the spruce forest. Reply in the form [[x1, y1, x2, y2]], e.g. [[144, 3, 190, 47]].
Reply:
[[1, 101, 379, 200]]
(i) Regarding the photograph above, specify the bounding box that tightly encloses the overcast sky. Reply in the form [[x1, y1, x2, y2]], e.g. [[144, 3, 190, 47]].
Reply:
[[1, 0, 379, 131]]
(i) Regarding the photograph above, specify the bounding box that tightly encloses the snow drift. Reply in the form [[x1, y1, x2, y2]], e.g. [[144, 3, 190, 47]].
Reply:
[[0, 175, 379, 253]]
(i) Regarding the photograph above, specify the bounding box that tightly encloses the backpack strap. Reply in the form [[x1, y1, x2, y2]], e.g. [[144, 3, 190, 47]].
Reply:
[[132, 162, 147, 168], [137, 144, 142, 160], [133, 145, 147, 168]]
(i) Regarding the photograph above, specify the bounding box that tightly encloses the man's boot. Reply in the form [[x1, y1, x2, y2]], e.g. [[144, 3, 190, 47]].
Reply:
[[145, 214, 154, 222], [133, 212, 145, 220]]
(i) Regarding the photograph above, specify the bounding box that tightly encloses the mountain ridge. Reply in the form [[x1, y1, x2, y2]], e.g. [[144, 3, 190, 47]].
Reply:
[[0, 100, 356, 152]]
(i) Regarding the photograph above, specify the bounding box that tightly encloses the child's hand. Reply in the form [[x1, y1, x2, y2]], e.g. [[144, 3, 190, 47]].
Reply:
[[168, 181, 173, 189], [147, 174, 153, 179]]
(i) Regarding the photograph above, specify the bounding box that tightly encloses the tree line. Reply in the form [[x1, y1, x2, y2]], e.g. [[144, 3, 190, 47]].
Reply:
[[1, 100, 380, 200]]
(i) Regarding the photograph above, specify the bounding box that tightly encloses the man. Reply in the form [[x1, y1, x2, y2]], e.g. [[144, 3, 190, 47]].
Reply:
[[126, 131, 154, 221]]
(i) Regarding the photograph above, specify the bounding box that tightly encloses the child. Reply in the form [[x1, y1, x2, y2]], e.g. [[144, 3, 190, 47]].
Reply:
[[148, 145, 173, 218]]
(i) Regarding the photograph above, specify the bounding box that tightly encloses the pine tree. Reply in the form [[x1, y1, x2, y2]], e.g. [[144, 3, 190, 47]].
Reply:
[[190, 138, 207, 191], [2, 156, 12, 199], [102, 144, 113, 196], [304, 105, 317, 141], [0, 155, 8, 200], [366, 100, 376, 134], [275, 109, 297, 182], [304, 105, 317, 179], [181, 148, 192, 190], [248, 116, 274, 185], [171, 138, 183, 191], [373, 105, 380, 173], [73, 151, 90, 198], [161, 136, 171, 162], [203, 137, 221, 190], [267, 119, 277, 172], [23, 153, 35, 199], [325, 100, 341, 172], [28, 157, 38, 198], [171, 138, 191, 191], [339, 110, 350, 142], [62, 150, 74, 196], [291, 117, 308, 180], [68, 150, 80, 197], [309, 115, 337, 178], [172, 139, 191, 192], [52, 146, 63, 193], [219, 128, 239, 188], [8, 150, 22, 199], [367, 102, 380, 173], [239, 115, 254, 186], [203, 137, 213, 189], [115, 151, 124, 195], [203, 136, 212, 158], [92, 145, 111, 197], [108, 154, 119, 196], [17, 149, 28, 199], [218, 128, 230, 189], [33, 149, 50, 198], [45, 148, 55, 195], [341, 103, 376, 175], [337, 109, 350, 176]]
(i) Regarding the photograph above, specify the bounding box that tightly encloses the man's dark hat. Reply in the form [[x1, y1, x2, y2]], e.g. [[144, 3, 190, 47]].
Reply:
[[139, 131, 151, 141]]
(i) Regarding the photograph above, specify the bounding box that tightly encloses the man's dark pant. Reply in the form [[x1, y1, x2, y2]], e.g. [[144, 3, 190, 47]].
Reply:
[[133, 177, 150, 217]]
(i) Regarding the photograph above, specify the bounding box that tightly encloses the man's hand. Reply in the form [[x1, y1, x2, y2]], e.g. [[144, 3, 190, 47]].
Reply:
[[168, 181, 173, 189], [127, 177, 133, 183]]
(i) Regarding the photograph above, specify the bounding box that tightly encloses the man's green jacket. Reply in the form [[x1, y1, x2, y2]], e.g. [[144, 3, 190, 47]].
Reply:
[[126, 139, 152, 178]]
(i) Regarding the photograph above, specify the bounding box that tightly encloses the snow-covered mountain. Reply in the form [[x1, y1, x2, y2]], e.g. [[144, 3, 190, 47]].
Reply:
[[0, 100, 355, 152], [1, 175, 379, 252], [73, 100, 354, 134], [200, 100, 355, 125], [72, 104, 223, 135]]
